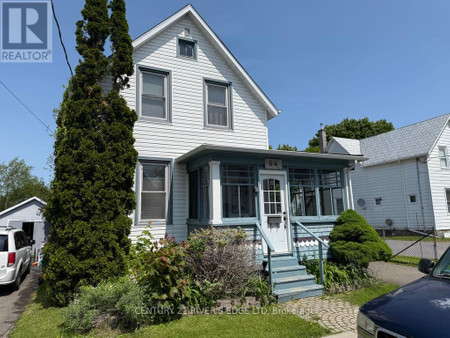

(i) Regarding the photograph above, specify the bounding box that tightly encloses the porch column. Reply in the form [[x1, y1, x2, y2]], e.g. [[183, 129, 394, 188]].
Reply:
[[209, 161, 222, 225]]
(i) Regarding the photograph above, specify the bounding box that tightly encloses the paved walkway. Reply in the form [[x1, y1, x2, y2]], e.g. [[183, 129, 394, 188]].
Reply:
[[386, 240, 450, 259], [0, 267, 40, 338], [369, 261, 425, 286], [282, 296, 359, 336]]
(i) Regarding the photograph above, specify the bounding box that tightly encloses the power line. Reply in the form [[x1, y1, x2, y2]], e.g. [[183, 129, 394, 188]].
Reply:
[[50, 0, 73, 77], [0, 80, 54, 134]]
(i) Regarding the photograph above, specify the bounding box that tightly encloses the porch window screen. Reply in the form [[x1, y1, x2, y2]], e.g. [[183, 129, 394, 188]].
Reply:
[[221, 164, 256, 218], [189, 170, 199, 219], [141, 162, 168, 220], [318, 169, 344, 216], [289, 169, 317, 216], [200, 166, 210, 220]]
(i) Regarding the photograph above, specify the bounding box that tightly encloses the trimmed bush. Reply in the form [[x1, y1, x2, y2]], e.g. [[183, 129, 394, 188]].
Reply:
[[329, 210, 392, 268], [186, 227, 257, 300]]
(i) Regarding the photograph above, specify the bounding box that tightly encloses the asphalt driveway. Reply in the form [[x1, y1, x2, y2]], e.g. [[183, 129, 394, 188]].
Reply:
[[0, 267, 40, 337]]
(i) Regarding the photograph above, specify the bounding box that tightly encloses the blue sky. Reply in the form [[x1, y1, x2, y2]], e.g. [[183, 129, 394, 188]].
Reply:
[[2, 0, 450, 182]]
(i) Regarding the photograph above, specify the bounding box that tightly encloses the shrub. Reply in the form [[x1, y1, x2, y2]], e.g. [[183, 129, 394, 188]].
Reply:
[[62, 277, 146, 334], [130, 231, 192, 323], [186, 227, 257, 300], [303, 257, 373, 293], [329, 210, 392, 268]]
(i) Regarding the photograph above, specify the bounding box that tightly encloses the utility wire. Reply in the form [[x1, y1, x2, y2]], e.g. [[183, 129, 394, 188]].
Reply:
[[50, 0, 73, 77], [0, 80, 54, 134]]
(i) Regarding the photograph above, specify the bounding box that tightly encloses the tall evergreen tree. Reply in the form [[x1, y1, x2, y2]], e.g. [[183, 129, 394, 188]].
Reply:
[[43, 0, 136, 305]]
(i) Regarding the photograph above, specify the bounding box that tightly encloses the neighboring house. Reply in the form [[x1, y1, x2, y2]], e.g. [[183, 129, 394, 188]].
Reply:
[[0, 197, 50, 254], [327, 114, 450, 238], [104, 5, 365, 300]]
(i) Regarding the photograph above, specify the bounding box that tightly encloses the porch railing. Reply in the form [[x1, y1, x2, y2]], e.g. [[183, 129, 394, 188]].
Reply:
[[295, 221, 329, 285], [255, 220, 275, 292]]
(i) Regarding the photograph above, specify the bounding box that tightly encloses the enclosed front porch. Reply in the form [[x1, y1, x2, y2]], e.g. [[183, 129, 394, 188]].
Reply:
[[178, 145, 365, 301]]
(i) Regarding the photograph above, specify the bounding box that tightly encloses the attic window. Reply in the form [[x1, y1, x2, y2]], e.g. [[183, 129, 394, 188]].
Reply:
[[178, 38, 196, 59]]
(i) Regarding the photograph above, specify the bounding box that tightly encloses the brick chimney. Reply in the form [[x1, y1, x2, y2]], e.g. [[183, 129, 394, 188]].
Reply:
[[319, 123, 327, 153]]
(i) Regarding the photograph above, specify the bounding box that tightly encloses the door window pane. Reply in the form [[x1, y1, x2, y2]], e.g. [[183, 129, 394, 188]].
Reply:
[[262, 178, 282, 215]]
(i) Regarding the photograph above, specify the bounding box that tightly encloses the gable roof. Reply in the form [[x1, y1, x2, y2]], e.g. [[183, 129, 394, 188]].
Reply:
[[326, 137, 362, 155], [132, 4, 280, 120], [327, 114, 450, 166], [0, 197, 46, 217]]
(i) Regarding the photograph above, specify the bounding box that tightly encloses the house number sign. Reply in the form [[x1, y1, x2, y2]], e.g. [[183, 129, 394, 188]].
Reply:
[[265, 159, 282, 170]]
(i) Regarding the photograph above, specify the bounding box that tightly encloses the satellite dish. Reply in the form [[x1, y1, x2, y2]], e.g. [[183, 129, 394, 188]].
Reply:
[[357, 198, 366, 207]]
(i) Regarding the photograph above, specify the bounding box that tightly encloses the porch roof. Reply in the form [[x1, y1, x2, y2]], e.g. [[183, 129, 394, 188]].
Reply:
[[177, 144, 367, 164]]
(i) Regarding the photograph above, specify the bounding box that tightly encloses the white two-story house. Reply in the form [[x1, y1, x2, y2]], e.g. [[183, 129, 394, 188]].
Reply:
[[111, 5, 365, 301], [327, 114, 450, 238]]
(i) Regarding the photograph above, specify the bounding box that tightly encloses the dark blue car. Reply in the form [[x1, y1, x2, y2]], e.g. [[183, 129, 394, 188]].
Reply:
[[357, 247, 450, 337]]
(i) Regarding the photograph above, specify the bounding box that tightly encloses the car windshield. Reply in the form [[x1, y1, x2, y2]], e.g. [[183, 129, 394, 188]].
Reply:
[[432, 249, 450, 278], [0, 235, 8, 251]]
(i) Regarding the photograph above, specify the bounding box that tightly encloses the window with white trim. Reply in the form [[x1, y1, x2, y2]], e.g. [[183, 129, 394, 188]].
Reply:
[[205, 81, 231, 128], [446, 189, 450, 213], [140, 69, 169, 120], [439, 146, 449, 168], [140, 162, 169, 221]]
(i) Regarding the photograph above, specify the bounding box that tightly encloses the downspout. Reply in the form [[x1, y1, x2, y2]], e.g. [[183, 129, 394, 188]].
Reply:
[[416, 158, 426, 230], [400, 160, 411, 229]]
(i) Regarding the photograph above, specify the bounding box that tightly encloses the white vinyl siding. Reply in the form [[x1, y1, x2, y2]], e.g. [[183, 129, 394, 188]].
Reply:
[[121, 16, 269, 241], [428, 124, 450, 231], [351, 158, 435, 230]]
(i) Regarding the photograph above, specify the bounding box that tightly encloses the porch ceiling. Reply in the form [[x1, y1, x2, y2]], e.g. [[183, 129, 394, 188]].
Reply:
[[176, 144, 367, 164]]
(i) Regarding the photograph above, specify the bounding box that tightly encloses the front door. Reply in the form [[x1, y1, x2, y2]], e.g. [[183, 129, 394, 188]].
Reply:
[[260, 173, 290, 253]]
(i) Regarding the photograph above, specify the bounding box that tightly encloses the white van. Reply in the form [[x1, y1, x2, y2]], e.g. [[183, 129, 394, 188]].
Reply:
[[0, 226, 33, 290]]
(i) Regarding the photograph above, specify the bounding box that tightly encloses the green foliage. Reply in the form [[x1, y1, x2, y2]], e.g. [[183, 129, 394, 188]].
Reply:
[[186, 227, 257, 300], [248, 275, 276, 306], [43, 0, 137, 305], [303, 257, 372, 293], [62, 277, 147, 333], [277, 144, 298, 151], [334, 282, 399, 306], [0, 157, 49, 211], [329, 210, 392, 268], [305, 117, 394, 152], [131, 231, 191, 323]]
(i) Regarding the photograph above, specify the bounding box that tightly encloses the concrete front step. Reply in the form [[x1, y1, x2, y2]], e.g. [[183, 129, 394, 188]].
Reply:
[[275, 284, 324, 303], [273, 274, 316, 291]]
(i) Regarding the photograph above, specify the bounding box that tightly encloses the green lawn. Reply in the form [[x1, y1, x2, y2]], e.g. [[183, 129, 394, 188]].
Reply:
[[11, 287, 329, 338], [389, 255, 422, 267], [331, 282, 399, 306], [384, 235, 450, 242], [121, 313, 329, 338]]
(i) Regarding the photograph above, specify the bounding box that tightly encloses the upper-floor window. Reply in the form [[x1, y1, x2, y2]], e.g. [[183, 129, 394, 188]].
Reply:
[[140, 161, 169, 221], [140, 69, 170, 121], [178, 37, 196, 59], [439, 146, 449, 168], [205, 80, 231, 128], [446, 189, 450, 213]]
